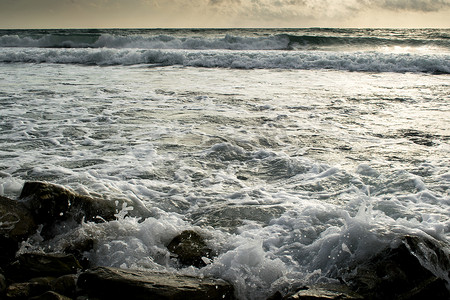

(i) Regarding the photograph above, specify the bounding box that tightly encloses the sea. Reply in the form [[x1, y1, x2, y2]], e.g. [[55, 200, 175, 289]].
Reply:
[[0, 28, 449, 299]]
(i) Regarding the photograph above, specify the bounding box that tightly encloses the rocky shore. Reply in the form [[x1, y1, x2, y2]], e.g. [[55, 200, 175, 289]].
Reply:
[[1, 181, 449, 299]]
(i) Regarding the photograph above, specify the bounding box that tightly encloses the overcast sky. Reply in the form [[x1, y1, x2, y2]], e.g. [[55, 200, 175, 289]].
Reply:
[[1, 0, 449, 28]]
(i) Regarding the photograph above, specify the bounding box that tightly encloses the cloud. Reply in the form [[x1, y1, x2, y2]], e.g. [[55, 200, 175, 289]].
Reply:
[[1, 0, 449, 28], [209, 0, 241, 5], [380, 0, 450, 12]]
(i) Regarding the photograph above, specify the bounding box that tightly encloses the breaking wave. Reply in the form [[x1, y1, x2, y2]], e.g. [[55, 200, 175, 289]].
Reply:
[[0, 32, 290, 50], [1, 30, 449, 51], [1, 47, 449, 74]]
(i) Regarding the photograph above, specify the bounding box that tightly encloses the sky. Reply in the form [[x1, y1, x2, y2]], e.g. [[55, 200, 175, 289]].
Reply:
[[0, 0, 449, 29]]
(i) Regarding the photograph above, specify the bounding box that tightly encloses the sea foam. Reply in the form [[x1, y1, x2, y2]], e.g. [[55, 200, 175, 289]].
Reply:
[[1, 48, 449, 73]]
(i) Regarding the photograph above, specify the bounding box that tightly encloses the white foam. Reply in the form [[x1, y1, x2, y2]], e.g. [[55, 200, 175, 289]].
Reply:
[[1, 63, 449, 299], [0, 33, 290, 50], [1, 47, 449, 73]]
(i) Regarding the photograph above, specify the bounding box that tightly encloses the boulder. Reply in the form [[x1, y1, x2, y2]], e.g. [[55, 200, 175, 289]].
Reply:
[[77, 266, 235, 300], [0, 195, 38, 266], [6, 253, 81, 281], [342, 236, 450, 299], [20, 181, 152, 223], [0, 195, 37, 241], [29, 291, 72, 300], [167, 230, 213, 268], [51, 274, 77, 298], [5, 281, 50, 299], [20, 181, 118, 224], [63, 238, 94, 270]]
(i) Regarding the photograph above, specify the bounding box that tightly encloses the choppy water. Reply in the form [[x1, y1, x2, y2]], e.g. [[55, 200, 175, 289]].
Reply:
[[0, 28, 449, 299]]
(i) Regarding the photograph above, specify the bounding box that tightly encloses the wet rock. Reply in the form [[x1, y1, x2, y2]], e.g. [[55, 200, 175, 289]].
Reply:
[[283, 285, 363, 300], [29, 291, 72, 300], [167, 230, 213, 268], [5, 281, 50, 299], [77, 266, 235, 300], [343, 236, 450, 300], [20, 181, 152, 227], [7, 253, 81, 281], [29, 277, 55, 289], [0, 195, 38, 266], [20, 181, 116, 224], [0, 195, 38, 241], [63, 238, 94, 270], [403, 235, 450, 280], [266, 291, 283, 300], [51, 274, 77, 298], [0, 273, 6, 294], [0, 236, 20, 269]]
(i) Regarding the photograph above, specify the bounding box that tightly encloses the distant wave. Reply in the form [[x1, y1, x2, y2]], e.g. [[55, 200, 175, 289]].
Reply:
[[281, 34, 450, 50], [0, 33, 291, 50], [1, 32, 449, 51], [1, 48, 449, 74]]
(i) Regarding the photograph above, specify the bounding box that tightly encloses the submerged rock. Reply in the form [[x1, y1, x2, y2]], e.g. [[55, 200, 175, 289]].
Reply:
[[343, 235, 450, 300], [7, 253, 82, 281], [167, 230, 213, 268], [77, 266, 235, 300]]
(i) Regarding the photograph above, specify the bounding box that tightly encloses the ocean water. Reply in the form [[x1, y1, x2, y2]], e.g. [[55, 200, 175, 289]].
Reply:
[[0, 28, 449, 298]]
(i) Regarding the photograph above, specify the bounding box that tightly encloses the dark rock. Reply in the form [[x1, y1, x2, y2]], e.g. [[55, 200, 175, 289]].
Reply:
[[18, 181, 151, 239], [7, 253, 81, 281], [342, 235, 450, 300], [51, 274, 77, 298], [29, 277, 55, 288], [0, 195, 38, 241], [266, 291, 283, 300], [29, 291, 72, 300], [77, 266, 235, 300], [63, 238, 94, 270], [20, 181, 116, 224], [0, 195, 38, 266], [0, 273, 6, 294], [20, 182, 73, 224], [5, 281, 50, 299], [35, 291, 73, 300], [403, 235, 450, 280], [167, 230, 213, 268], [0, 236, 19, 269], [20, 181, 151, 225], [283, 285, 363, 300]]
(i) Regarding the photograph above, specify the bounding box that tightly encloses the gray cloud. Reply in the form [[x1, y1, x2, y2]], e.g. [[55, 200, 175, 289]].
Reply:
[[1, 0, 449, 28], [380, 0, 450, 11], [209, 0, 241, 5]]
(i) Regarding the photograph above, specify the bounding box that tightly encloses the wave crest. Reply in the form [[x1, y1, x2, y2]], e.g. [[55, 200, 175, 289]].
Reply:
[[1, 31, 449, 52], [1, 48, 448, 74]]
